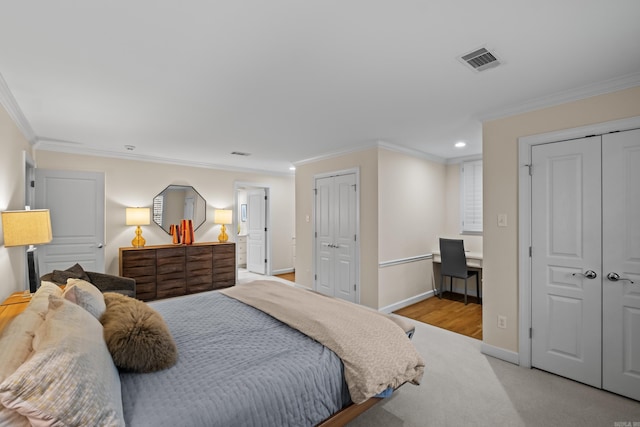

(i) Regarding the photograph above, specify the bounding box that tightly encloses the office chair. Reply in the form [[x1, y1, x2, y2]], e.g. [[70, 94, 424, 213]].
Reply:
[[439, 238, 480, 305]]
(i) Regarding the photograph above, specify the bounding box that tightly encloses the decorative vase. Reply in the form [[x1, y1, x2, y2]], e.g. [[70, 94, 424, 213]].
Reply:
[[170, 224, 181, 244]]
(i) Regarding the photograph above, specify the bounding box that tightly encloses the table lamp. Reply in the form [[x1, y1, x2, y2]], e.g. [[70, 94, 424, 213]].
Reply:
[[214, 209, 232, 243], [1, 209, 53, 293], [126, 207, 150, 248]]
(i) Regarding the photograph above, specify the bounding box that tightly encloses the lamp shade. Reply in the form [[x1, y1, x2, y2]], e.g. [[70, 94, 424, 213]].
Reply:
[[214, 209, 233, 225], [125, 207, 150, 226], [1, 209, 53, 247]]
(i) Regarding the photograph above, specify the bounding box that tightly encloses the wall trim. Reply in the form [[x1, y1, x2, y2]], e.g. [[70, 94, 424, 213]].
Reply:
[[378, 291, 433, 314], [271, 268, 294, 275], [481, 343, 519, 365], [0, 72, 36, 144], [480, 72, 640, 123], [379, 253, 432, 268], [517, 115, 640, 369]]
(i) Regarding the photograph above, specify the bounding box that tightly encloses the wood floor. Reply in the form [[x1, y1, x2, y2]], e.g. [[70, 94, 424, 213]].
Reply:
[[394, 292, 483, 340], [274, 272, 482, 340]]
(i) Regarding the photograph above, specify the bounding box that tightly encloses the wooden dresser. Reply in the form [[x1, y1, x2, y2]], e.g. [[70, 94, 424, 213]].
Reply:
[[119, 242, 236, 301]]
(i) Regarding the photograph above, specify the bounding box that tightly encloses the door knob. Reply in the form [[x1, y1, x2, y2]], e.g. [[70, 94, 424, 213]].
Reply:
[[572, 270, 597, 279], [607, 272, 635, 284], [97, 243, 104, 249]]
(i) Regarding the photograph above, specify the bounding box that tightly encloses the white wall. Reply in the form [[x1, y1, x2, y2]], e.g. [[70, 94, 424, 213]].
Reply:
[[0, 104, 33, 302], [34, 150, 295, 277]]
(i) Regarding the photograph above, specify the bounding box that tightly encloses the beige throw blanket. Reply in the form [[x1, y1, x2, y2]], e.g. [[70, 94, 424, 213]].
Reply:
[[220, 280, 425, 404]]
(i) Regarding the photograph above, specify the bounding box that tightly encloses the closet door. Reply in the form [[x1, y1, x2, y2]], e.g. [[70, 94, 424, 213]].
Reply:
[[602, 128, 640, 401], [531, 137, 602, 388], [314, 173, 357, 303]]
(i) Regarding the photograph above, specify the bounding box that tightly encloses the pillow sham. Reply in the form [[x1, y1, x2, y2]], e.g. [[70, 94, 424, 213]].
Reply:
[[62, 278, 106, 319], [101, 292, 178, 372], [0, 295, 124, 427]]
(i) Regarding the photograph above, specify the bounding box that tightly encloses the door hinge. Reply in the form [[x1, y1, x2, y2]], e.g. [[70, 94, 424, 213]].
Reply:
[[529, 246, 532, 257], [264, 227, 267, 232], [313, 188, 317, 195], [264, 259, 267, 263], [526, 164, 532, 176], [352, 184, 357, 191], [315, 231, 317, 238], [30, 180, 35, 188], [264, 195, 267, 200], [354, 284, 356, 291], [529, 328, 532, 339], [314, 274, 317, 281], [354, 234, 357, 242]]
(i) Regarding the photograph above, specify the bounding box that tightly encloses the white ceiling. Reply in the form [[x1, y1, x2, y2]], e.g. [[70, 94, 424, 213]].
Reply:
[[1, 1, 639, 174]]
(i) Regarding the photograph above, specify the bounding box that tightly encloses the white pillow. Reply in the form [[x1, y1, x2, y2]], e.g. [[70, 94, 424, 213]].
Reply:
[[62, 278, 106, 319], [0, 295, 124, 427], [0, 281, 62, 427]]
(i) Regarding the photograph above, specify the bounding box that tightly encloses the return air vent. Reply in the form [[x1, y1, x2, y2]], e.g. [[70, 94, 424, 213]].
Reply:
[[459, 47, 501, 72], [231, 151, 251, 156]]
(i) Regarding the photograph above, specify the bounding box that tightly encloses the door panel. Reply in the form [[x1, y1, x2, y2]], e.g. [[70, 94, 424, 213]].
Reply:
[[315, 177, 334, 296], [35, 169, 105, 273], [246, 189, 266, 275], [602, 128, 640, 400], [531, 137, 602, 388]]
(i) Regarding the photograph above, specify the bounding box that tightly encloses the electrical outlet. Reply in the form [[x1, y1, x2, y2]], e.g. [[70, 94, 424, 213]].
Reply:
[[497, 315, 507, 329]]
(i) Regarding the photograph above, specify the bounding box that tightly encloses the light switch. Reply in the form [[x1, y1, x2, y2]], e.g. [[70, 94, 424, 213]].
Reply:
[[305, 215, 310, 223], [497, 214, 508, 227]]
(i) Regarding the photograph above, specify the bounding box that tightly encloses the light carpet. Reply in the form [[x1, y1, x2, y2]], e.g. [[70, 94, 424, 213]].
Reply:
[[348, 317, 640, 427]]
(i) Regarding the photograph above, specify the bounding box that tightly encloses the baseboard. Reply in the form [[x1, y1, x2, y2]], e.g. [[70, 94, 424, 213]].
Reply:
[[481, 343, 519, 365], [271, 268, 294, 275], [378, 291, 434, 314]]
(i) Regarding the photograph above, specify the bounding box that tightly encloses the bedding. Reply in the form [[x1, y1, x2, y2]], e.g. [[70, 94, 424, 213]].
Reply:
[[220, 281, 425, 404], [120, 290, 351, 427]]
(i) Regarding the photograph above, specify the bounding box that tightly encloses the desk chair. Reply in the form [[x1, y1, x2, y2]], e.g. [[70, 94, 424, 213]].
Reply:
[[439, 238, 480, 305]]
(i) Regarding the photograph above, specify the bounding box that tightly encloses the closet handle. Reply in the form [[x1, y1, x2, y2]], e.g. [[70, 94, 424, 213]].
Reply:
[[572, 270, 597, 279], [607, 272, 635, 284]]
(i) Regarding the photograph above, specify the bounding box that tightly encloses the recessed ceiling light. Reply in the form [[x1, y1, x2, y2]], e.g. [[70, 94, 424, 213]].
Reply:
[[455, 141, 466, 148], [289, 166, 296, 171]]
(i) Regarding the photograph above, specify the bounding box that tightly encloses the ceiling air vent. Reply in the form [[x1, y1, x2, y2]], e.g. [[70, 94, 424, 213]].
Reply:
[[231, 151, 251, 156], [459, 47, 501, 72]]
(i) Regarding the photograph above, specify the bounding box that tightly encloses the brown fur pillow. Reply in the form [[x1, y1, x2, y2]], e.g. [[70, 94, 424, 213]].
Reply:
[[100, 293, 177, 373]]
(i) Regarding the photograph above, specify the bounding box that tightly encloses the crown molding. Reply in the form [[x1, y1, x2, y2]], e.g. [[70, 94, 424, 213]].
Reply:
[[478, 72, 640, 123], [0, 72, 36, 144], [293, 140, 446, 166], [34, 142, 294, 177]]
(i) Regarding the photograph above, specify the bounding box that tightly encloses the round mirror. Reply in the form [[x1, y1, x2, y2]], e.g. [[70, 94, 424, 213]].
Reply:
[[153, 185, 207, 234]]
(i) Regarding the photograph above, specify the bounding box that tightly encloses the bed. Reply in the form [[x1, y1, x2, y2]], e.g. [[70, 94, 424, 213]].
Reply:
[[0, 279, 424, 427]]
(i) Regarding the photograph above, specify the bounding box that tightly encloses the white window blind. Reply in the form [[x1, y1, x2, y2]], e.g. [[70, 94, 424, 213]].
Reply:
[[461, 160, 483, 234]]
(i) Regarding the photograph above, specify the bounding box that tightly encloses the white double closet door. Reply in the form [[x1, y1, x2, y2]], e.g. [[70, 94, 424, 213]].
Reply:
[[531, 128, 640, 401], [314, 172, 358, 303]]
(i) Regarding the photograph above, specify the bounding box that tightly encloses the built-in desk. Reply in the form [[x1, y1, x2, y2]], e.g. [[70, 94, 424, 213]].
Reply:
[[431, 251, 483, 268]]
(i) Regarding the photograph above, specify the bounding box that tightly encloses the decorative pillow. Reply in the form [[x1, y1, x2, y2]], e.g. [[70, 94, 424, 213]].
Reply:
[[101, 292, 178, 372], [50, 263, 91, 285], [62, 278, 106, 319], [0, 295, 124, 426]]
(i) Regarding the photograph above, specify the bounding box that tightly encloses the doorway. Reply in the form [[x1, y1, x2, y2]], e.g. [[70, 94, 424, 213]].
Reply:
[[235, 182, 271, 279], [519, 119, 640, 401]]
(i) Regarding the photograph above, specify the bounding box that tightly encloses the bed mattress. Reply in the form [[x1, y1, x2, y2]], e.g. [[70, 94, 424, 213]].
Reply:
[[120, 291, 350, 427]]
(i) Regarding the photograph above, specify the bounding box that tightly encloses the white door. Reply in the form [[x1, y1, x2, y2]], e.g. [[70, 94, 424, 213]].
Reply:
[[314, 173, 357, 303], [246, 188, 266, 274], [602, 128, 640, 401], [34, 169, 105, 273], [531, 137, 602, 388], [531, 129, 640, 400]]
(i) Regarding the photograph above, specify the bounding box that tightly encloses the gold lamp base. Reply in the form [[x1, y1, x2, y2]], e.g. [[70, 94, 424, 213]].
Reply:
[[132, 225, 146, 248], [218, 224, 229, 243]]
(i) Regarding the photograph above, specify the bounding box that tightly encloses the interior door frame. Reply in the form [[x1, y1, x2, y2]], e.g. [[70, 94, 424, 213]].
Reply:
[[312, 167, 360, 303], [517, 115, 640, 368], [234, 181, 272, 277]]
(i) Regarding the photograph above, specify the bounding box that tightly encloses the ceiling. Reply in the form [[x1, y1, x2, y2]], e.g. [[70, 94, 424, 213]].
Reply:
[[1, 1, 639, 175]]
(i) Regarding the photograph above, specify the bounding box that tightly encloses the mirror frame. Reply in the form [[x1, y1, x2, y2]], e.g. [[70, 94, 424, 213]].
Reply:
[[152, 185, 207, 234]]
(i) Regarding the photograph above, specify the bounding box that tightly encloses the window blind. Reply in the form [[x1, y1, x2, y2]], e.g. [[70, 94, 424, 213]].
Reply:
[[461, 160, 483, 233]]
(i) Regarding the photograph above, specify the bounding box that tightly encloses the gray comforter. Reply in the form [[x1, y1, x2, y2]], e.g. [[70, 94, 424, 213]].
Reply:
[[120, 291, 350, 427]]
